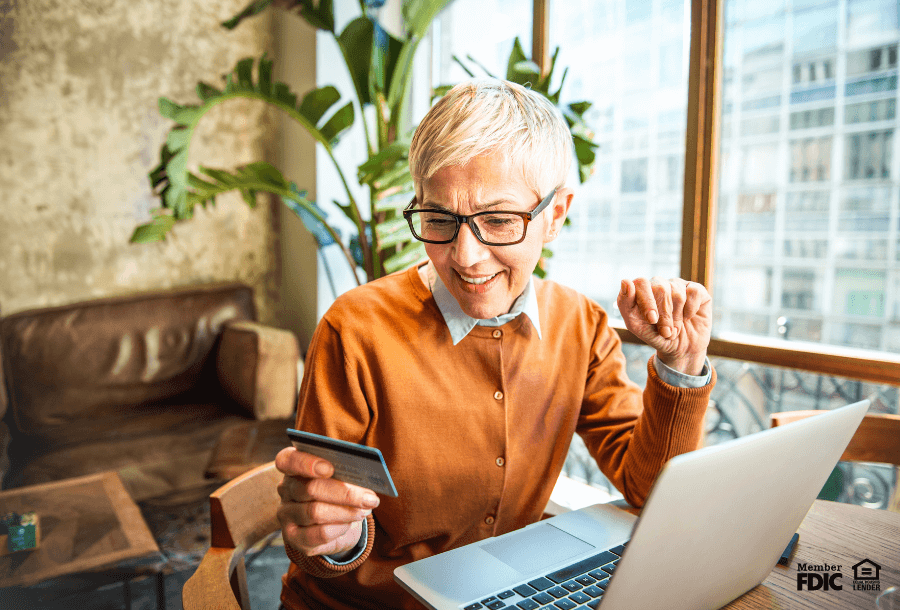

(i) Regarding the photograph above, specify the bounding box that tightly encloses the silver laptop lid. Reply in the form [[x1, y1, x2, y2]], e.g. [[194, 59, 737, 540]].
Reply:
[[600, 399, 870, 610]]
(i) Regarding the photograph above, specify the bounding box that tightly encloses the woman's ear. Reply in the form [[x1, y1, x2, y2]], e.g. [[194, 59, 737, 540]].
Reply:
[[543, 187, 574, 243]]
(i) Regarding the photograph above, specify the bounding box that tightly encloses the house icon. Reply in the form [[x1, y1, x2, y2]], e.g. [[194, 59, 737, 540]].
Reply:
[[853, 559, 881, 580]]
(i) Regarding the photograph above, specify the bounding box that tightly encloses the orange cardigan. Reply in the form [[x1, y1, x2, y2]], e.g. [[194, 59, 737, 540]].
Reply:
[[281, 265, 715, 610]]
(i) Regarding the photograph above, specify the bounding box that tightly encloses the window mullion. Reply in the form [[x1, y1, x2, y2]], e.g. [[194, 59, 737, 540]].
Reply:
[[533, 0, 550, 77], [682, 0, 724, 290]]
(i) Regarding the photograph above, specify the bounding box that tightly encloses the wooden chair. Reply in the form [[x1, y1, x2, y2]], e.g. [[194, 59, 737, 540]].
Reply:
[[770, 410, 900, 466], [182, 461, 282, 610]]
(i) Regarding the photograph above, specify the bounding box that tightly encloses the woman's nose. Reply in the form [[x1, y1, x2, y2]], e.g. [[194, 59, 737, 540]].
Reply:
[[451, 222, 490, 267]]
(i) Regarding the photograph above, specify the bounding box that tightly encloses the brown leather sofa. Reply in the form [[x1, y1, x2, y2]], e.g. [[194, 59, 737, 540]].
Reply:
[[0, 283, 300, 509]]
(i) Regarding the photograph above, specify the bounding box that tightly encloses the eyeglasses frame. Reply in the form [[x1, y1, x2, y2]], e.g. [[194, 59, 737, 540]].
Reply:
[[402, 188, 559, 246]]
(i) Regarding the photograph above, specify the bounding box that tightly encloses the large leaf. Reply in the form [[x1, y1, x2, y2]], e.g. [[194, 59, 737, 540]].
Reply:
[[282, 185, 339, 248], [402, 0, 453, 40], [382, 239, 426, 274], [358, 141, 408, 185], [374, 216, 412, 249], [224, 0, 335, 32], [221, 0, 274, 29], [337, 17, 375, 106], [318, 101, 355, 145], [131, 212, 177, 243], [299, 86, 342, 127], [505, 37, 532, 87], [145, 56, 355, 240], [371, 21, 406, 108]]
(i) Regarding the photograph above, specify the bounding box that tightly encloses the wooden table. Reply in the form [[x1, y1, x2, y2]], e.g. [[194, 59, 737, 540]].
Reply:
[[723, 500, 900, 609], [0, 471, 166, 606]]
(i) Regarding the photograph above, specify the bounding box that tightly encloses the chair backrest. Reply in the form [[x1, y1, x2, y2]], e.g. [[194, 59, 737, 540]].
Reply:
[[182, 461, 282, 610], [210, 461, 282, 550], [771, 410, 900, 466]]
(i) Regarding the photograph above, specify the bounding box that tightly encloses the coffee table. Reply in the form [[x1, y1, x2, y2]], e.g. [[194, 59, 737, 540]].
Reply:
[[0, 471, 166, 608]]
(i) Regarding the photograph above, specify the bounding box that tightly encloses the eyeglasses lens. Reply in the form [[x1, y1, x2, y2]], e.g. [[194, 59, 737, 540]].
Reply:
[[409, 211, 526, 245]]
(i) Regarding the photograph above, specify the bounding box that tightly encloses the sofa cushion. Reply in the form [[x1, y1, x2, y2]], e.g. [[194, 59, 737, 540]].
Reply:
[[0, 283, 255, 436], [3, 400, 250, 501]]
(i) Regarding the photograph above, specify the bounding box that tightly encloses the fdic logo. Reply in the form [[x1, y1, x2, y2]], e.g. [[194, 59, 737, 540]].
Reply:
[[796, 558, 882, 592], [796, 563, 843, 591]]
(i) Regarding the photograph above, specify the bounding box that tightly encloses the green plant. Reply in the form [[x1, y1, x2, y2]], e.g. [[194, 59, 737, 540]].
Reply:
[[135, 0, 598, 284]]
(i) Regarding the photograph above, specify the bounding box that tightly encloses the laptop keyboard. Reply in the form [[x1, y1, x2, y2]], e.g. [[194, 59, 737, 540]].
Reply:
[[461, 541, 629, 610]]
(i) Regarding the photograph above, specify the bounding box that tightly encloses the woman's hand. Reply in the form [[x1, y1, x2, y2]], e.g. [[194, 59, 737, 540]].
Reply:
[[616, 277, 712, 376], [275, 446, 379, 557]]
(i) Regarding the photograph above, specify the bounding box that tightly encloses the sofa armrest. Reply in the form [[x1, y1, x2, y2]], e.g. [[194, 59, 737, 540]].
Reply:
[[216, 321, 300, 421]]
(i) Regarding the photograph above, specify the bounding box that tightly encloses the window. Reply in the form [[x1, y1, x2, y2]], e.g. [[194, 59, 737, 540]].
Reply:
[[548, 0, 689, 315], [790, 107, 834, 129], [429, 0, 900, 391], [845, 98, 896, 124], [496, 0, 900, 509], [847, 44, 899, 76], [789, 137, 832, 182], [844, 130, 893, 180], [710, 0, 900, 378]]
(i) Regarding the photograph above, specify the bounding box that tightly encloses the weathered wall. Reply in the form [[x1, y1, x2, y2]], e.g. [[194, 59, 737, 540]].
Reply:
[[0, 0, 282, 323]]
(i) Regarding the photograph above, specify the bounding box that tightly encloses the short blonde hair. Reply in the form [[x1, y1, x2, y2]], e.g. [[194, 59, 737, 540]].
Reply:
[[409, 79, 573, 197]]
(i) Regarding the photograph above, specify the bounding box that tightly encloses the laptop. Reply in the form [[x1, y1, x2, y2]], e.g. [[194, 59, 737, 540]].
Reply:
[[394, 399, 870, 610]]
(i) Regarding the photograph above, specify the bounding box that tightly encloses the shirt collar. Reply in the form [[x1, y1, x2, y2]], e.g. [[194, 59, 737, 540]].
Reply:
[[421, 262, 543, 345]]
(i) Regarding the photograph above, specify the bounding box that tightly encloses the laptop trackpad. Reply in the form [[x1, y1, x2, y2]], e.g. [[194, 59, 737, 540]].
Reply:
[[481, 523, 595, 575]]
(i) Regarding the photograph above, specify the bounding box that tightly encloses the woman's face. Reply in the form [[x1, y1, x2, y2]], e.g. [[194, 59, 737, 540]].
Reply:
[[420, 154, 571, 319]]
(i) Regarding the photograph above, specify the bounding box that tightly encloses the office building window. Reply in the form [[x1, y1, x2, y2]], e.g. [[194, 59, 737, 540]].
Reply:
[[784, 190, 830, 231], [621, 158, 649, 192], [845, 98, 896, 124], [834, 238, 888, 261], [792, 57, 836, 85], [784, 238, 829, 259], [782, 267, 821, 311], [847, 44, 899, 76], [790, 107, 835, 129], [844, 129, 893, 180], [789, 136, 832, 182]]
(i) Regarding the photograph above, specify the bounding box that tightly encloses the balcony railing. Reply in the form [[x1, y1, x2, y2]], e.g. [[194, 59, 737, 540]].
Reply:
[[562, 343, 900, 511]]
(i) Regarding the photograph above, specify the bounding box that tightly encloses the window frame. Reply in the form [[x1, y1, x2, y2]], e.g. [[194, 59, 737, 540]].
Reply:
[[533, 0, 900, 386]]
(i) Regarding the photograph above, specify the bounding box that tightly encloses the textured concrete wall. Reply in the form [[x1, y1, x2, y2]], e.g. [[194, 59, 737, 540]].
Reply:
[[0, 0, 282, 323]]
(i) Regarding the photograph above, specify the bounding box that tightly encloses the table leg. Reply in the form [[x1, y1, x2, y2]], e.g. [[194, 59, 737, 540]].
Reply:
[[123, 579, 132, 610], [155, 570, 166, 610]]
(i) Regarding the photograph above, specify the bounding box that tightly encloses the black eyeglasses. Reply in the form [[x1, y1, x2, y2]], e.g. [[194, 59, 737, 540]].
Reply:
[[403, 189, 557, 246]]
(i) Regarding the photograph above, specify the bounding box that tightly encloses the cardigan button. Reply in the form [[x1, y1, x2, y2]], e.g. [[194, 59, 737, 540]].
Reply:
[[485, 516, 495, 525], [496, 457, 505, 467], [492, 329, 502, 338], [494, 391, 503, 400]]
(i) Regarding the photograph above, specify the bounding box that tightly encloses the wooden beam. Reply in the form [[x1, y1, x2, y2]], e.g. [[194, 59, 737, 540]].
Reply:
[[532, 0, 550, 76], [613, 326, 900, 387], [681, 0, 723, 290]]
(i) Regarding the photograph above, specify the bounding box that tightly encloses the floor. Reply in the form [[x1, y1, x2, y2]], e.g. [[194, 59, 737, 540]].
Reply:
[[0, 542, 292, 610]]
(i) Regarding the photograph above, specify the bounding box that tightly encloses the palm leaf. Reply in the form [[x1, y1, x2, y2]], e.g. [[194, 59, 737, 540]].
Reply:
[[142, 55, 355, 241]]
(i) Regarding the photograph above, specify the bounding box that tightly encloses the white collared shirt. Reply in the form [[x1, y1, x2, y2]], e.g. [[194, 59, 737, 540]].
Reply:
[[420, 262, 711, 387]]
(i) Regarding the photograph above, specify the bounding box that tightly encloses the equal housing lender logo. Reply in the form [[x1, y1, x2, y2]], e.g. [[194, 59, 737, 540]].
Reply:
[[796, 558, 883, 592]]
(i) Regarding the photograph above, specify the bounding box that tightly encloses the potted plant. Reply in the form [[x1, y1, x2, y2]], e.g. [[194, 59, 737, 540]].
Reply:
[[134, 0, 598, 286]]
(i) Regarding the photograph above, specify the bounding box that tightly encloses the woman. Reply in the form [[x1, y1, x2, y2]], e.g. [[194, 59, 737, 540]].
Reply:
[[276, 79, 715, 610]]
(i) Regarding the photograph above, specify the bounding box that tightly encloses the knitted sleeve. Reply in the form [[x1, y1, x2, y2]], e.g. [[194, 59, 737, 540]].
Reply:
[[283, 515, 376, 578], [286, 314, 377, 576], [577, 311, 716, 508]]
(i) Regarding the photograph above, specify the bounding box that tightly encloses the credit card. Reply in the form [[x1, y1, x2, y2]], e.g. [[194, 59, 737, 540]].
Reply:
[[286, 428, 399, 497]]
